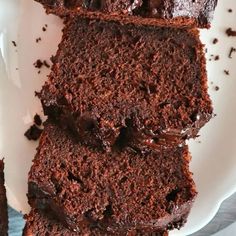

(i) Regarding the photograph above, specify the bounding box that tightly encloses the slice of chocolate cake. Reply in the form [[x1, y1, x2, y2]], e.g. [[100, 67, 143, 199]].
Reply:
[[23, 209, 168, 235], [35, 0, 218, 28], [0, 160, 8, 236], [28, 122, 197, 233], [39, 17, 212, 151]]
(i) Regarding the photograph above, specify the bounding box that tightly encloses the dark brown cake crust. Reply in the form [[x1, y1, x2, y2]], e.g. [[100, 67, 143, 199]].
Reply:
[[0, 160, 8, 236], [35, 0, 218, 28], [39, 17, 212, 151], [23, 209, 168, 236], [28, 122, 197, 233]]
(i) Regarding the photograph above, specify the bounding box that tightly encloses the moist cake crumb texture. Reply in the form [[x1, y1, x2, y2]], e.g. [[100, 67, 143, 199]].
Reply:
[[24, 0, 218, 233], [28, 122, 197, 232], [39, 17, 212, 151]]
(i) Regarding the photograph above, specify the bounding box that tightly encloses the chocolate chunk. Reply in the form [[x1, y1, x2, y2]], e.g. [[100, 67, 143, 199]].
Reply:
[[34, 114, 42, 126], [24, 125, 43, 141]]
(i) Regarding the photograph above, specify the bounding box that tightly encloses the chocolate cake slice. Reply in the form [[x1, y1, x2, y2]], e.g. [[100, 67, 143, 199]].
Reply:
[[28, 122, 197, 233], [39, 17, 212, 151], [35, 0, 218, 28], [23, 209, 168, 235], [0, 160, 8, 236]]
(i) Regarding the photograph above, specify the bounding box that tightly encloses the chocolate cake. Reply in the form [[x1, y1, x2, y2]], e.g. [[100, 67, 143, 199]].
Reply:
[[23, 209, 168, 235], [39, 17, 212, 151], [28, 122, 197, 233], [35, 0, 218, 28], [0, 160, 8, 236]]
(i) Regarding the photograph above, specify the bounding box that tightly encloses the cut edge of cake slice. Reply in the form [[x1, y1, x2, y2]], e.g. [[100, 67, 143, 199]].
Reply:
[[39, 17, 213, 151], [27, 122, 197, 233]]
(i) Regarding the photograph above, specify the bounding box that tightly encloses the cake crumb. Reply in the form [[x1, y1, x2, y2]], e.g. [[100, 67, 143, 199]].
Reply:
[[226, 28, 236, 37], [36, 37, 42, 43], [213, 38, 218, 44], [43, 60, 50, 68], [224, 70, 230, 75], [12, 41, 17, 47], [34, 59, 50, 69], [34, 59, 43, 69], [42, 27, 46, 32], [214, 55, 219, 61], [214, 86, 219, 91], [228, 47, 236, 58], [34, 114, 42, 126], [38, 70, 41, 74], [24, 125, 43, 141], [228, 9, 233, 13]]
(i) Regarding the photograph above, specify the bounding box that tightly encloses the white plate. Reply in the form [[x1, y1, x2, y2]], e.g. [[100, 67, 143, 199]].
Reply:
[[0, 0, 236, 235]]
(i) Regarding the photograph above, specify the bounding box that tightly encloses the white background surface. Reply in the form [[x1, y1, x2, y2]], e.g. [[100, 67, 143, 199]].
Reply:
[[0, 0, 236, 235]]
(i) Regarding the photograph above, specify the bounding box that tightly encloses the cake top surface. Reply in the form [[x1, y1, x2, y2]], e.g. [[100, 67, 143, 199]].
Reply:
[[35, 0, 218, 28], [29, 122, 196, 230]]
